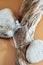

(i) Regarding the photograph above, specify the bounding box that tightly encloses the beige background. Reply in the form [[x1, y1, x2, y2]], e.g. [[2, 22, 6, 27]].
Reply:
[[0, 0, 43, 65]]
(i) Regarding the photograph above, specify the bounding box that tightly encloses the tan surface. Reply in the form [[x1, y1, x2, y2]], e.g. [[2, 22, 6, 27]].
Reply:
[[0, 38, 17, 65], [34, 15, 43, 40], [0, 0, 43, 65], [0, 0, 22, 19]]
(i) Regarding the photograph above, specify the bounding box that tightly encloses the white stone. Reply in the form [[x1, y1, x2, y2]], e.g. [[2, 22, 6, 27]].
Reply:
[[0, 8, 16, 38], [26, 40, 43, 63]]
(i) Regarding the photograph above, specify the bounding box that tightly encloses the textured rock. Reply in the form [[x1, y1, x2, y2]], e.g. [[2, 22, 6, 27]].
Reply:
[[0, 8, 16, 38], [26, 40, 43, 63]]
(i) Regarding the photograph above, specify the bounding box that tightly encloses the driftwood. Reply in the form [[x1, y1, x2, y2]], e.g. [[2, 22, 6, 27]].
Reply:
[[17, 0, 43, 65], [19, 0, 39, 21]]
